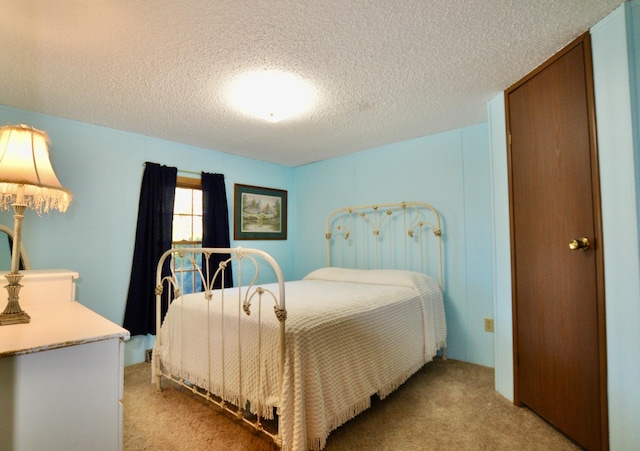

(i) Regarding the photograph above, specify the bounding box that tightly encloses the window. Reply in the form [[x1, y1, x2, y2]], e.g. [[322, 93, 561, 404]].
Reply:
[[172, 176, 202, 294]]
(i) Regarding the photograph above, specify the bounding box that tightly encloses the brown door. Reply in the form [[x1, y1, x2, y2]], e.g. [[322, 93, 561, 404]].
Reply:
[[506, 33, 608, 450]]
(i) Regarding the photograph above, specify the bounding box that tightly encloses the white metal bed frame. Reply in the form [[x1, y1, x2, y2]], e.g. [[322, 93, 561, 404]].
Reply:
[[153, 201, 444, 449], [154, 247, 287, 443], [325, 201, 443, 287]]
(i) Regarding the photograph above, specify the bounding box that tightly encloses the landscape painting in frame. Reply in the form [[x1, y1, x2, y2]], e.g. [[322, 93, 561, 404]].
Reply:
[[234, 184, 287, 240]]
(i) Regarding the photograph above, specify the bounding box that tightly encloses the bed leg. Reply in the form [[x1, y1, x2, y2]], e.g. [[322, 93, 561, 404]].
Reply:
[[155, 374, 163, 392], [441, 346, 447, 360]]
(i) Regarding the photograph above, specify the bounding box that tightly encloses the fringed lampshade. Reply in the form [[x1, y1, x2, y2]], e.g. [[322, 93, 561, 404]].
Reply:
[[0, 125, 72, 213], [0, 124, 73, 325]]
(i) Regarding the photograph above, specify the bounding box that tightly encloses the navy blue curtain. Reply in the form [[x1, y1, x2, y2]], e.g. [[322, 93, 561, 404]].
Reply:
[[123, 163, 177, 336], [201, 172, 233, 289]]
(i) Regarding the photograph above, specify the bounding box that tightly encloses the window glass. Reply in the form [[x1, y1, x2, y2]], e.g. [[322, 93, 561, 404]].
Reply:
[[172, 179, 203, 294], [173, 187, 202, 244]]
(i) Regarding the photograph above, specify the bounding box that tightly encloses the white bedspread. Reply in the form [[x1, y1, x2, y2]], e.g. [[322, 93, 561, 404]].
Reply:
[[153, 268, 446, 451]]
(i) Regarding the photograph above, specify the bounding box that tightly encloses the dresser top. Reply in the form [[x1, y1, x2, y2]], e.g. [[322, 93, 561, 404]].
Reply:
[[0, 268, 79, 280], [0, 302, 130, 357]]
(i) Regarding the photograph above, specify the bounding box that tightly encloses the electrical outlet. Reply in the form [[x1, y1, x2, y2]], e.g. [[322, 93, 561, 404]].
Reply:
[[484, 318, 494, 333], [145, 349, 153, 363]]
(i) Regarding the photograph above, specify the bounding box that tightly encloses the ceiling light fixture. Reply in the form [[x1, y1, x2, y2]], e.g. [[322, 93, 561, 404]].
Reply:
[[226, 70, 317, 123]]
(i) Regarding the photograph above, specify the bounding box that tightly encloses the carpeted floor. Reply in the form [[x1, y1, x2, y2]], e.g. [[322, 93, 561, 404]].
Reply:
[[123, 358, 581, 450]]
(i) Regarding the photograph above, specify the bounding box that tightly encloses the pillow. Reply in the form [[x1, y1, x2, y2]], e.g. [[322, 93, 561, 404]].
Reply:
[[303, 267, 439, 293]]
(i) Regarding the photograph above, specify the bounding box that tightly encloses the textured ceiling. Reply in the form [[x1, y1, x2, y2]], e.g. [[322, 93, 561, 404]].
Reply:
[[0, 0, 622, 166]]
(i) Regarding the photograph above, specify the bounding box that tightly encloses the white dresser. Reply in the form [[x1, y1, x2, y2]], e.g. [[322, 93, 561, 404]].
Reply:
[[0, 270, 130, 451]]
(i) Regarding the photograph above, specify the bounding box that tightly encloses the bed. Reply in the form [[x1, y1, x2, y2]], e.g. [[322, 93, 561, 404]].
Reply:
[[152, 201, 447, 451]]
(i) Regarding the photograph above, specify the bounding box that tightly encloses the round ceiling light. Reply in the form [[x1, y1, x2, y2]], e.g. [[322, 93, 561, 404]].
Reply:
[[225, 70, 317, 123]]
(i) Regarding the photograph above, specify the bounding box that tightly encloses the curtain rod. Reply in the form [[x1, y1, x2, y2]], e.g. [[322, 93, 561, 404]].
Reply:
[[177, 169, 200, 176], [143, 162, 200, 177]]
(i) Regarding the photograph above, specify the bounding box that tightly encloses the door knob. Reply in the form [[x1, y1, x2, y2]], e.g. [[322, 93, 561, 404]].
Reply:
[[569, 237, 590, 251]]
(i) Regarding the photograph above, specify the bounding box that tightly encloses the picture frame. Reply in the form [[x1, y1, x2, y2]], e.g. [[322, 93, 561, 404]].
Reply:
[[234, 184, 288, 240]]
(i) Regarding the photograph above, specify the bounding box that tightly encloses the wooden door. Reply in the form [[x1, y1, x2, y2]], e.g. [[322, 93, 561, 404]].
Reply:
[[506, 33, 607, 450]]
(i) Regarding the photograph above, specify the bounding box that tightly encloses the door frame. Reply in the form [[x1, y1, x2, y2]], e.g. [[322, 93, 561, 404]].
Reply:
[[504, 32, 608, 448]]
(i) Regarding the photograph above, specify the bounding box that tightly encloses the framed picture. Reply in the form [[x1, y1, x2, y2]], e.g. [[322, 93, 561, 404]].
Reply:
[[234, 184, 287, 240]]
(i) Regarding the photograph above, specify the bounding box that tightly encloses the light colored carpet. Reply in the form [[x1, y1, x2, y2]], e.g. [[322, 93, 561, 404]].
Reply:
[[123, 358, 580, 450]]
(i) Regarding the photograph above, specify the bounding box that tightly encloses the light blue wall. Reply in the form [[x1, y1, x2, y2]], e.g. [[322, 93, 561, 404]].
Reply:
[[0, 237, 10, 271], [592, 3, 640, 449], [294, 124, 495, 367], [0, 105, 297, 363], [487, 92, 513, 401], [489, 3, 640, 448]]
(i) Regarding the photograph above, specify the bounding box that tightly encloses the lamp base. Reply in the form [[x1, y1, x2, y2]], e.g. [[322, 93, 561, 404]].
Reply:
[[0, 309, 30, 325], [0, 272, 30, 326]]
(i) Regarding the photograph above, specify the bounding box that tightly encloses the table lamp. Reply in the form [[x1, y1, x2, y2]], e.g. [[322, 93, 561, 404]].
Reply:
[[0, 124, 72, 325]]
